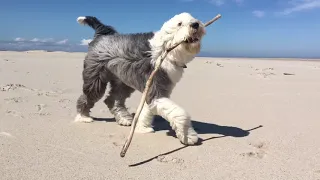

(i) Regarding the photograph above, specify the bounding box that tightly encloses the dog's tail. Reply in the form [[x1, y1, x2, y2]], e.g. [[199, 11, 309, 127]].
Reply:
[[77, 16, 118, 37]]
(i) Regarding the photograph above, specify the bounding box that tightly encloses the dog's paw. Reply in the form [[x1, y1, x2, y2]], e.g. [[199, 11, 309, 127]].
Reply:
[[74, 114, 94, 123], [177, 127, 199, 145], [186, 127, 199, 145], [135, 126, 155, 133], [113, 111, 133, 126], [117, 117, 132, 126]]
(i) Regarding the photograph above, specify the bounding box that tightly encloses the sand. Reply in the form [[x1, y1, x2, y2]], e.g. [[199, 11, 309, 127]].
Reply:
[[0, 51, 319, 180]]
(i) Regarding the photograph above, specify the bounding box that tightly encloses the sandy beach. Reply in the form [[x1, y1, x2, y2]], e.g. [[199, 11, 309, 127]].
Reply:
[[1, 51, 319, 180]]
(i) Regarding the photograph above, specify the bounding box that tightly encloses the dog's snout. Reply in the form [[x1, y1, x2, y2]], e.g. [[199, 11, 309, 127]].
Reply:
[[190, 22, 199, 29]]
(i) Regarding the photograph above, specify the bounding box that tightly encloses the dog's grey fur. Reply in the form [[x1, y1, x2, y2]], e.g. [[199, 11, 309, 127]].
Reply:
[[75, 14, 205, 145], [76, 17, 173, 124]]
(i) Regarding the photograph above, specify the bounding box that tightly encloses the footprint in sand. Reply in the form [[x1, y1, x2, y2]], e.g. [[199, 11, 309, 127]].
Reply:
[[36, 104, 46, 112], [216, 63, 224, 67], [112, 142, 123, 147], [36, 91, 59, 97], [34, 104, 51, 116], [3, 59, 15, 63], [59, 99, 71, 103], [0, 84, 60, 97], [4, 97, 27, 103], [0, 84, 27, 92], [58, 99, 72, 109], [156, 155, 184, 164], [253, 67, 276, 79], [241, 141, 268, 159], [5, 110, 24, 119], [257, 72, 276, 79], [263, 68, 274, 71]]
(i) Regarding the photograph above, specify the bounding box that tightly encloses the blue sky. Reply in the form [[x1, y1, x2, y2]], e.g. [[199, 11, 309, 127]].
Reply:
[[1, 0, 320, 58]]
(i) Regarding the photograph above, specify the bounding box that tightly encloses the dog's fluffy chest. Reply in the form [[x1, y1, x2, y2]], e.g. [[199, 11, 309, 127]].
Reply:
[[160, 60, 184, 84]]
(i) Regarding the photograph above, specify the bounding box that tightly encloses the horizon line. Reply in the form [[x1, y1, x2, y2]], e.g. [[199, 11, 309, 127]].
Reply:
[[1, 50, 320, 60]]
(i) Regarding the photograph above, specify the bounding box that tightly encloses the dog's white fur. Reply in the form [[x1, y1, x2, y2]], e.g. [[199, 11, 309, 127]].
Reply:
[[76, 16, 86, 25], [74, 113, 94, 123], [149, 13, 204, 84], [135, 13, 205, 144], [135, 103, 155, 133], [148, 97, 198, 144]]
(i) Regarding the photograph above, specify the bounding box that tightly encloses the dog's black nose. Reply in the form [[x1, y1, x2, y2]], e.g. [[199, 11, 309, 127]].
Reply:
[[190, 22, 199, 29]]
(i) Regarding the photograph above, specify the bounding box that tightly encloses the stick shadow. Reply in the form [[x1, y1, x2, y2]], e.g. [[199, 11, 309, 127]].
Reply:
[[128, 115, 263, 167]]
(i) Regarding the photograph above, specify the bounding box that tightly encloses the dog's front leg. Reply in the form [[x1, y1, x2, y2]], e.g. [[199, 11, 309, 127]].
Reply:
[[135, 102, 155, 133], [149, 97, 199, 145]]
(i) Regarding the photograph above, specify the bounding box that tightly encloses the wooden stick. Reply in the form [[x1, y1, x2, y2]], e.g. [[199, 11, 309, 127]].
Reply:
[[120, 14, 222, 158], [204, 14, 221, 27]]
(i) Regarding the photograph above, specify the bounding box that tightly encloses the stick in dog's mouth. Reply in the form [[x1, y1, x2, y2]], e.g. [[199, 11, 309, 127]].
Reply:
[[185, 37, 199, 43], [120, 13, 222, 158]]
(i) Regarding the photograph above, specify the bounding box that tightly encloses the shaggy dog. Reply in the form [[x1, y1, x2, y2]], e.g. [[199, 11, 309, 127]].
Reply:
[[75, 13, 206, 145]]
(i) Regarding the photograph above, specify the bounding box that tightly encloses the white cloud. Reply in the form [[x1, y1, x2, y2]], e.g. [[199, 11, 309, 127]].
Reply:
[[30, 38, 40, 42], [80, 39, 92, 46], [14, 37, 25, 42], [13, 37, 70, 45], [30, 38, 54, 43], [280, 0, 320, 15], [252, 10, 265, 18], [56, 39, 68, 44]]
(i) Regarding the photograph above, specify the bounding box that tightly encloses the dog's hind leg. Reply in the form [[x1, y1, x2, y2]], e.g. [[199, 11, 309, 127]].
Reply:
[[75, 94, 99, 123], [75, 60, 108, 123], [104, 80, 135, 126]]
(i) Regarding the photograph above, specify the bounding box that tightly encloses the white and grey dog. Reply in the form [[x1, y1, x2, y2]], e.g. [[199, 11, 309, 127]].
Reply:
[[75, 12, 206, 145]]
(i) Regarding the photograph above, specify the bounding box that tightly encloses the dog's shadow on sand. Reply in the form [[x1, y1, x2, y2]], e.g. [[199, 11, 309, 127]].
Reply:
[[93, 115, 254, 139], [92, 117, 115, 122], [152, 115, 252, 138], [92, 114, 263, 167], [128, 115, 263, 167]]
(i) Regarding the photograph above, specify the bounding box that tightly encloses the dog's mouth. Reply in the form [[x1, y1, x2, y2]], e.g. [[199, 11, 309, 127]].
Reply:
[[185, 36, 199, 44]]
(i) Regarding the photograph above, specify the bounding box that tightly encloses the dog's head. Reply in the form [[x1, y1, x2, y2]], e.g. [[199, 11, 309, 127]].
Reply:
[[161, 12, 206, 54], [150, 12, 206, 66]]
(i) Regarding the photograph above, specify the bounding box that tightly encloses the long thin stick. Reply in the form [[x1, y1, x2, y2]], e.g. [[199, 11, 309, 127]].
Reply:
[[120, 14, 222, 158], [204, 14, 221, 27]]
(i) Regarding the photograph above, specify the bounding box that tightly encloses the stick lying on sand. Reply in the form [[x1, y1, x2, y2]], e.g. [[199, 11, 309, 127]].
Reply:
[[120, 14, 222, 158]]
